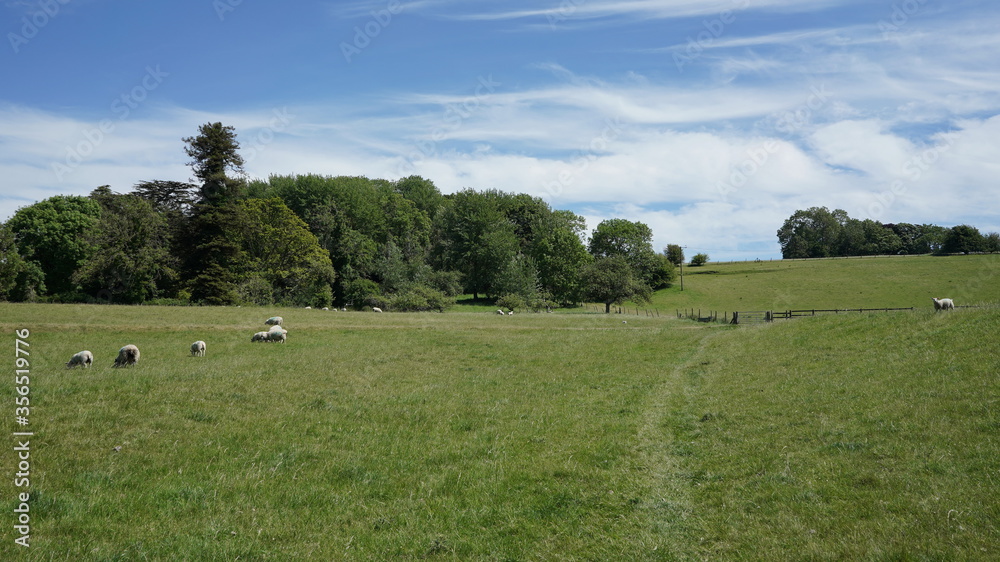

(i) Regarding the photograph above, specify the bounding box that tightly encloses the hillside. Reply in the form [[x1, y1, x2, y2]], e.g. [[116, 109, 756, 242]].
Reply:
[[648, 254, 1000, 313]]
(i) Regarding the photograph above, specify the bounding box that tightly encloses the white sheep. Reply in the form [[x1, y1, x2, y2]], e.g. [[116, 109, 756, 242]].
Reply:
[[251, 331, 269, 342], [267, 329, 287, 343], [932, 297, 955, 312], [66, 350, 93, 369], [372, 307, 383, 313], [265, 316, 283, 326], [507, 310, 514, 316], [191, 341, 206, 357], [112, 344, 140, 368], [496, 309, 505, 315]]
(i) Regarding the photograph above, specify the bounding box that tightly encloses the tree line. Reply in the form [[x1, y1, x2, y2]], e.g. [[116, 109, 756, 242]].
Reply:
[[777, 207, 1000, 259], [0, 123, 677, 312]]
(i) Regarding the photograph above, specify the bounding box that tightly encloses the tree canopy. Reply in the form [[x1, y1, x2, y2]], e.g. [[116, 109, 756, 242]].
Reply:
[[183, 122, 246, 204], [581, 255, 652, 314], [74, 187, 178, 303], [776, 208, 973, 259], [5, 194, 101, 297], [13, 123, 994, 309]]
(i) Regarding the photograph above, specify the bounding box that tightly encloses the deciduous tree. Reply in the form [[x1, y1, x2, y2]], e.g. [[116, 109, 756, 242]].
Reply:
[[74, 188, 178, 303], [5, 195, 101, 296], [582, 255, 651, 314], [777, 207, 849, 258], [942, 224, 984, 255]]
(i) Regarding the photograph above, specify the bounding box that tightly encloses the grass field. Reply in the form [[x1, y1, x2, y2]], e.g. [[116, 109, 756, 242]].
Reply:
[[652, 253, 1000, 313], [1, 255, 998, 559]]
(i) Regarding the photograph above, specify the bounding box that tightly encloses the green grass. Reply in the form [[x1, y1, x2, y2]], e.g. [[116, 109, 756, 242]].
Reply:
[[652, 253, 1000, 313], [1, 253, 997, 559], [669, 310, 1000, 559], [2, 305, 706, 559]]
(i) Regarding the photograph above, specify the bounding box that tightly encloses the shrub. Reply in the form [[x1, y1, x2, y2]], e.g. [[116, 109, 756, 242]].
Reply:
[[496, 293, 526, 312], [691, 253, 709, 266], [528, 295, 557, 312], [387, 285, 454, 312], [343, 278, 382, 310]]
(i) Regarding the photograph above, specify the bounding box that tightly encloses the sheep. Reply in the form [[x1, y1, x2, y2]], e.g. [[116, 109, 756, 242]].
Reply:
[[932, 297, 955, 312], [251, 331, 270, 342], [507, 310, 514, 316], [372, 307, 383, 313], [265, 316, 283, 326], [112, 344, 140, 368], [66, 350, 93, 369], [263, 326, 288, 343], [496, 309, 505, 315], [190, 341, 206, 357]]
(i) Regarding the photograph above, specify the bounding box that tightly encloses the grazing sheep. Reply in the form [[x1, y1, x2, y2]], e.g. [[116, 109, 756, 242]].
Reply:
[[322, 307, 329, 311], [265, 316, 283, 326], [267, 329, 287, 343], [66, 350, 93, 369], [496, 309, 505, 315], [372, 307, 383, 313], [112, 345, 140, 368], [191, 341, 206, 357], [507, 310, 514, 316], [251, 331, 270, 342], [932, 297, 955, 312]]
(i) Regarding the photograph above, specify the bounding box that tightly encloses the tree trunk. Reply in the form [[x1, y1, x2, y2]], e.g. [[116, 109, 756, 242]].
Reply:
[[605, 302, 611, 313]]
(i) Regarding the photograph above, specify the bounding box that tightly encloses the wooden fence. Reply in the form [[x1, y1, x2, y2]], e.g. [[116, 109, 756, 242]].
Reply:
[[676, 309, 728, 323], [732, 307, 914, 325], [589, 304, 661, 317]]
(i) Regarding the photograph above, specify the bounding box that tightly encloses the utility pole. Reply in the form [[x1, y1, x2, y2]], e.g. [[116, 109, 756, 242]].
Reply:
[[679, 245, 687, 291]]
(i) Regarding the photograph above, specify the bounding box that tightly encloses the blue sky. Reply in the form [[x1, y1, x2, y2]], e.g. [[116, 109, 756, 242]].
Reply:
[[2, 0, 999, 260]]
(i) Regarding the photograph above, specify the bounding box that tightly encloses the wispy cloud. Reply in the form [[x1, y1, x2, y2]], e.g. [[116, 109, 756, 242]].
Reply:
[[437, 0, 864, 23], [2, 0, 999, 260]]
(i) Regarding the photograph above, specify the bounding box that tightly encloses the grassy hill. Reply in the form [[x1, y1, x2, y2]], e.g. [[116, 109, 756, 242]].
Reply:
[[1, 256, 997, 559], [650, 253, 1000, 313]]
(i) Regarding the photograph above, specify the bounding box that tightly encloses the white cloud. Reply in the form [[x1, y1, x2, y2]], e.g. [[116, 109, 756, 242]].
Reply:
[[4, 2, 1000, 260]]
